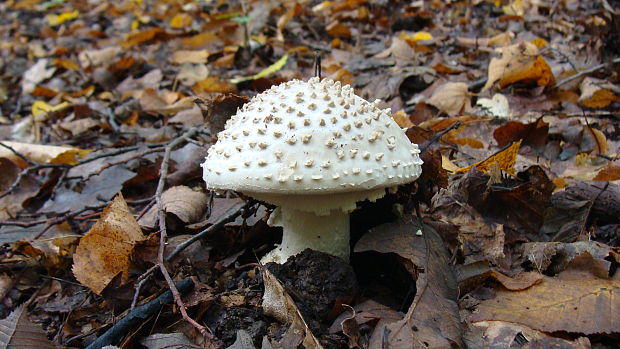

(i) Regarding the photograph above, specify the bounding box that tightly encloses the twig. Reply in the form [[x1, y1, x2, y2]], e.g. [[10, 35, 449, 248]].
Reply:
[[85, 278, 195, 349], [0, 142, 36, 166], [551, 57, 620, 89], [82, 146, 165, 182], [130, 264, 159, 310], [419, 121, 462, 153], [165, 202, 247, 262], [151, 128, 219, 344]]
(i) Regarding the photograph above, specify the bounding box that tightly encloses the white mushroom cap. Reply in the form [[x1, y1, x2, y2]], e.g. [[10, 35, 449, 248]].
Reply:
[[202, 77, 423, 215]]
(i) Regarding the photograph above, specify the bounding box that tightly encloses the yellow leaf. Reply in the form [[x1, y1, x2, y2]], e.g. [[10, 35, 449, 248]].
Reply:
[[442, 155, 460, 173], [456, 140, 522, 176], [412, 31, 433, 41], [170, 13, 192, 28], [231, 54, 288, 84], [131, 20, 140, 32], [31, 101, 70, 119], [530, 37, 548, 48], [46, 10, 79, 26]]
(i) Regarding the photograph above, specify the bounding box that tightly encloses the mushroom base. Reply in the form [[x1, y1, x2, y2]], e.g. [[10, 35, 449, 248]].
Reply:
[[261, 207, 349, 263]]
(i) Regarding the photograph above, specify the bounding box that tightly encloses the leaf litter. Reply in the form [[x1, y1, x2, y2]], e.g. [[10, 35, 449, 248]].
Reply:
[[0, 0, 619, 348]]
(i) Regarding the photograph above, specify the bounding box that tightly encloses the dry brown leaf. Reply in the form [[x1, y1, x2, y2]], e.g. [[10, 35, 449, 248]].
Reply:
[[78, 46, 121, 68], [276, 4, 301, 42], [22, 59, 56, 94], [483, 42, 554, 90], [471, 267, 620, 334], [593, 163, 620, 181], [472, 321, 591, 349], [456, 140, 521, 176], [171, 50, 210, 65], [193, 77, 238, 95], [427, 82, 472, 116], [138, 186, 208, 229], [578, 77, 620, 108], [262, 268, 324, 349], [326, 21, 351, 38], [169, 105, 204, 127], [355, 219, 463, 349], [73, 194, 146, 295], [0, 141, 91, 166], [391, 109, 414, 128], [0, 305, 55, 349], [58, 118, 101, 137], [121, 27, 164, 48]]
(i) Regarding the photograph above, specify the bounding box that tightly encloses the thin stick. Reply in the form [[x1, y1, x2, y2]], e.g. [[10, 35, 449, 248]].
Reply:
[[152, 128, 219, 344], [551, 57, 620, 89], [165, 202, 247, 262]]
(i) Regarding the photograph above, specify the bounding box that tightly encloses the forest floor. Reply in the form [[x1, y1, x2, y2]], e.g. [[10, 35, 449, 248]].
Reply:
[[0, 0, 619, 348]]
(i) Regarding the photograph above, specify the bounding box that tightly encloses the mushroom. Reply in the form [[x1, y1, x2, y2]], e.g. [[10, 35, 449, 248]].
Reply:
[[202, 77, 423, 263]]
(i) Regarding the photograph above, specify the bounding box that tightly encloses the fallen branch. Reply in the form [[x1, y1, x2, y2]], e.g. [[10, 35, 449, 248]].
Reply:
[[85, 277, 195, 349]]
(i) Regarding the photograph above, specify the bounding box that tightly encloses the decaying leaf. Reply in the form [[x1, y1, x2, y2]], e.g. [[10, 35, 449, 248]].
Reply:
[[483, 42, 554, 90], [0, 305, 55, 349], [471, 259, 620, 334], [578, 77, 620, 108], [593, 163, 620, 181], [476, 94, 512, 118], [427, 82, 471, 116], [355, 218, 463, 349], [73, 194, 146, 295], [262, 268, 324, 349], [0, 141, 91, 167], [493, 117, 548, 150]]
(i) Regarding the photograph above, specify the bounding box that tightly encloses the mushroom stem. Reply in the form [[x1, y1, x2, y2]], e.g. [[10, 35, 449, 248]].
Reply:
[[265, 207, 349, 263]]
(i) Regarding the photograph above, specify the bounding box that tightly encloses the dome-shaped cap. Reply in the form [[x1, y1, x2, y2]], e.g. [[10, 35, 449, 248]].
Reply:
[[202, 78, 423, 195]]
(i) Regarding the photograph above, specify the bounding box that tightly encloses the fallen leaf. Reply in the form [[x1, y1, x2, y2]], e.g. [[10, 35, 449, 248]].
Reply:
[[140, 333, 196, 349], [483, 42, 555, 91], [138, 186, 209, 230], [78, 46, 121, 68], [0, 141, 91, 166], [46, 10, 79, 26], [231, 55, 288, 84], [456, 140, 522, 176], [470, 265, 620, 334], [193, 77, 238, 94], [262, 268, 324, 349], [0, 305, 55, 348], [493, 117, 548, 150], [171, 50, 209, 64], [593, 163, 620, 181], [476, 93, 512, 118], [465, 166, 555, 235], [40, 165, 136, 214], [169, 13, 193, 28], [426, 82, 471, 116], [22, 59, 56, 94], [519, 241, 619, 276], [578, 77, 619, 108], [326, 21, 351, 38], [73, 194, 146, 295], [355, 218, 463, 349]]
